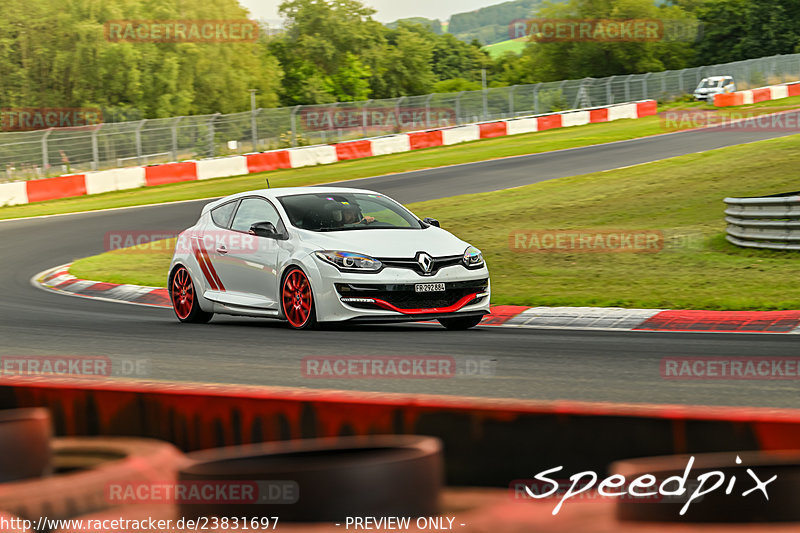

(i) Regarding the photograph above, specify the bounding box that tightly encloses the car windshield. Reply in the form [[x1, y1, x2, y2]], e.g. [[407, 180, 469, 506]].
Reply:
[[699, 79, 724, 89], [278, 192, 423, 232]]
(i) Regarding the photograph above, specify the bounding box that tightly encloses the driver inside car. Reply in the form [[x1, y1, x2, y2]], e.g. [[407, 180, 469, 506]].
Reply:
[[342, 205, 375, 225]]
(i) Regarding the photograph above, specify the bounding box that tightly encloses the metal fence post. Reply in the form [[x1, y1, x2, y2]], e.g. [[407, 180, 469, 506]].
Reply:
[[643, 72, 651, 100], [207, 114, 220, 158], [533, 83, 540, 114], [251, 108, 260, 152], [625, 75, 634, 101], [508, 85, 515, 116], [135, 119, 146, 165], [455, 91, 464, 124], [395, 96, 406, 132], [41, 128, 53, 173], [290, 106, 300, 147], [606, 77, 614, 105], [171, 117, 182, 161], [362, 99, 371, 138], [91, 125, 100, 171], [425, 93, 435, 128]]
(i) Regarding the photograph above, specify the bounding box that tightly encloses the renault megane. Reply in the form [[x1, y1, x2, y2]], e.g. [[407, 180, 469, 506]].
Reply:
[[169, 187, 490, 330]]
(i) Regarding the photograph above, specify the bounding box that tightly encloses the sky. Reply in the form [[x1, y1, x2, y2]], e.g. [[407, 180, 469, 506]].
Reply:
[[238, 0, 504, 25]]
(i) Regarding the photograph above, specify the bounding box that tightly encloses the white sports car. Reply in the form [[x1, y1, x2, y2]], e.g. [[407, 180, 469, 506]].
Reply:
[[169, 187, 490, 330]]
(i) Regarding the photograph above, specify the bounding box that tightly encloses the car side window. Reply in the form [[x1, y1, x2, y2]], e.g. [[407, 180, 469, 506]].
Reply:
[[231, 198, 282, 234], [210, 201, 237, 228]]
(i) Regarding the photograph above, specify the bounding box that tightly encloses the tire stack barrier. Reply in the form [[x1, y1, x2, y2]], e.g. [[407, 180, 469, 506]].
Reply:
[[4, 379, 800, 488], [179, 435, 442, 522], [724, 191, 800, 250], [0, 437, 187, 524], [0, 407, 187, 526], [0, 408, 52, 482]]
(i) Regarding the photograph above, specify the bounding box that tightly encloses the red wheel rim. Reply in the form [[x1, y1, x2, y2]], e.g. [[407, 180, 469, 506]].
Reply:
[[172, 267, 194, 320], [282, 269, 313, 328]]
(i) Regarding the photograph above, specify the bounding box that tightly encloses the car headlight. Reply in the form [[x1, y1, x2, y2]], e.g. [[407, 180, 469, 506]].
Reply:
[[462, 246, 484, 269], [315, 251, 383, 272]]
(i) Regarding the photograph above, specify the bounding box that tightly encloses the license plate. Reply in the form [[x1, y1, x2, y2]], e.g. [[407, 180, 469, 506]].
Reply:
[[415, 283, 445, 293]]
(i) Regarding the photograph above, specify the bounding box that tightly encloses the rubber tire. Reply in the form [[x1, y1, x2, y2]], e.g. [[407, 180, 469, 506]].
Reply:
[[179, 435, 442, 522], [0, 437, 186, 524], [438, 314, 484, 330], [281, 267, 317, 330], [170, 266, 213, 324], [0, 408, 52, 482]]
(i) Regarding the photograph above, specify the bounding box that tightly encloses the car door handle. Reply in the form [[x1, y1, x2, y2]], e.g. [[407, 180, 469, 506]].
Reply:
[[216, 246, 228, 255]]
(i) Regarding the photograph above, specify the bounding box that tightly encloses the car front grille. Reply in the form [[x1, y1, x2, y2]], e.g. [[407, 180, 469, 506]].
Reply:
[[336, 279, 488, 310], [377, 255, 463, 276]]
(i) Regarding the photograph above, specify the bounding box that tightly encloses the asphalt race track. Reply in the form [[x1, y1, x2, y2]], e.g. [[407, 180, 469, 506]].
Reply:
[[2, 123, 800, 407]]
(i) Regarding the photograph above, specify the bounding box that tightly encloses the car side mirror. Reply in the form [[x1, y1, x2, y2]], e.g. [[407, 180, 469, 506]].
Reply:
[[249, 221, 279, 238], [423, 217, 440, 228]]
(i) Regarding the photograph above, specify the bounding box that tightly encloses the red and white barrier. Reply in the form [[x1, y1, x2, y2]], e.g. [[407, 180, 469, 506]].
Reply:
[[287, 145, 338, 167], [506, 117, 538, 135], [608, 102, 638, 121], [85, 167, 146, 195], [196, 156, 248, 180], [4, 100, 658, 206], [714, 81, 800, 107], [442, 124, 480, 145], [370, 134, 411, 156], [560, 110, 590, 128], [0, 181, 29, 206]]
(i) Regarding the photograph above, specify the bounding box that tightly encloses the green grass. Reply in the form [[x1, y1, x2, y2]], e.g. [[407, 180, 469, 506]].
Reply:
[[70, 133, 800, 310], [482, 38, 527, 58]]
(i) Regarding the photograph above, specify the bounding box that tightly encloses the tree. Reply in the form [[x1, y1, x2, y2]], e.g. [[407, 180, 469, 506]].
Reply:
[[271, 0, 386, 104], [0, 0, 283, 118], [518, 0, 696, 81], [735, 0, 800, 59]]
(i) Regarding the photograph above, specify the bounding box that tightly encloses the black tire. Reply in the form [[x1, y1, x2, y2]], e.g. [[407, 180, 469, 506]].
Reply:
[[170, 266, 213, 324], [280, 267, 317, 330], [0, 408, 52, 483], [438, 314, 484, 330], [1, 437, 186, 524], [179, 435, 442, 522]]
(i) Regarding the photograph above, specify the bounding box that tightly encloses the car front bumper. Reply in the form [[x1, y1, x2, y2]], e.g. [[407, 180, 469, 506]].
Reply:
[[307, 259, 491, 323]]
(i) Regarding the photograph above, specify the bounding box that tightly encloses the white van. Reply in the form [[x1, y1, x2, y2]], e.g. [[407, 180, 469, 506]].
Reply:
[[693, 76, 736, 101]]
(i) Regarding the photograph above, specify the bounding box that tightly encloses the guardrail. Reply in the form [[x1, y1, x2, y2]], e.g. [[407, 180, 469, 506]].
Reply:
[[724, 191, 800, 250]]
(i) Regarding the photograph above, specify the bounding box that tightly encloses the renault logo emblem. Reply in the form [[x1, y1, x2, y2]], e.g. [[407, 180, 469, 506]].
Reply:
[[417, 252, 433, 274]]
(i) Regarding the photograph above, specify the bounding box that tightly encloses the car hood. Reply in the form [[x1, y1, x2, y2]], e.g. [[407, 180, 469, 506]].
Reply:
[[295, 227, 470, 257]]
